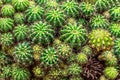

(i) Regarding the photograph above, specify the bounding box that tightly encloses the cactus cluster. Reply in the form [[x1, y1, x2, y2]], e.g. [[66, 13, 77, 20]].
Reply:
[[1, 0, 120, 80]]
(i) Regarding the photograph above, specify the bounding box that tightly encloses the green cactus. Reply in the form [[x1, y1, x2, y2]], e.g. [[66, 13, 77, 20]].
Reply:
[[109, 7, 120, 22], [29, 21, 54, 44], [46, 9, 65, 26], [13, 24, 28, 41], [109, 23, 120, 38], [14, 13, 25, 24], [32, 44, 43, 54], [114, 39, 120, 59], [80, 2, 95, 17], [40, 47, 59, 67], [45, 0, 59, 9], [76, 53, 88, 65], [70, 76, 83, 80], [53, 38, 62, 47], [81, 45, 92, 56], [104, 67, 118, 79], [1, 33, 14, 46], [25, 5, 44, 22], [14, 42, 33, 65], [35, 0, 48, 5], [90, 15, 109, 29], [2, 0, 11, 3], [1, 4, 15, 17], [61, 0, 79, 17], [0, 18, 14, 32], [12, 0, 29, 11], [32, 66, 44, 78], [12, 66, 30, 80], [60, 23, 87, 47], [88, 29, 113, 51], [57, 43, 72, 59], [68, 63, 82, 76], [78, 18, 87, 26]]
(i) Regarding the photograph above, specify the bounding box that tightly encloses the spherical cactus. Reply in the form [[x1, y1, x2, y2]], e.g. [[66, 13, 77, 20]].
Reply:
[[1, 65, 12, 78], [67, 17, 77, 25], [25, 5, 44, 22], [76, 53, 88, 65], [1, 4, 15, 17], [61, 0, 79, 17], [13, 24, 28, 41], [114, 39, 120, 59], [109, 23, 120, 38], [81, 45, 92, 56], [12, 66, 30, 80], [95, 0, 110, 12], [90, 15, 109, 29], [40, 47, 59, 67], [2, 0, 11, 3], [14, 13, 25, 24], [32, 66, 44, 78], [35, 0, 48, 5], [14, 42, 33, 65], [0, 18, 14, 32], [78, 18, 87, 26], [29, 21, 54, 44], [88, 29, 113, 51], [45, 0, 59, 9], [12, 0, 29, 11], [109, 7, 120, 22], [104, 67, 118, 79], [60, 23, 87, 48], [32, 44, 43, 54], [68, 63, 82, 76], [80, 2, 95, 17], [53, 38, 62, 47], [45, 9, 65, 26], [1, 33, 14, 46], [57, 43, 72, 59]]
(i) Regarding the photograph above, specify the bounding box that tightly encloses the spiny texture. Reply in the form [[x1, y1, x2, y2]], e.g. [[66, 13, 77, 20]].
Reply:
[[46, 9, 65, 26], [14, 13, 25, 24], [0, 18, 14, 32], [114, 39, 120, 60], [14, 42, 33, 65], [80, 2, 95, 17], [45, 0, 59, 9], [109, 23, 120, 38], [1, 33, 13, 46], [40, 47, 59, 67], [12, 66, 30, 80], [1, 4, 15, 17], [25, 5, 44, 22], [12, 0, 29, 11], [104, 67, 118, 79], [90, 15, 109, 29], [81, 45, 92, 56], [60, 23, 87, 47], [61, 0, 79, 17], [13, 24, 28, 41], [109, 7, 120, 22], [29, 21, 54, 44], [88, 29, 113, 51], [2, 0, 11, 3], [35, 0, 48, 5], [82, 58, 104, 80]]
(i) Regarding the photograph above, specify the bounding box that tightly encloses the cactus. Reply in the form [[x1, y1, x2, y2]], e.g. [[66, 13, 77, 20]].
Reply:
[[29, 21, 54, 44], [109, 23, 120, 38], [114, 39, 120, 59], [1, 4, 15, 17], [35, 0, 48, 5], [14, 42, 33, 65], [32, 66, 44, 78], [13, 24, 28, 41], [88, 29, 113, 51], [45, 0, 59, 9], [25, 5, 44, 22], [80, 2, 95, 17], [68, 63, 82, 76], [0, 18, 14, 32], [60, 23, 87, 47], [109, 7, 120, 22], [1, 33, 14, 46], [2, 0, 11, 3], [32, 44, 43, 54], [12, 0, 29, 11], [12, 66, 30, 80], [104, 67, 118, 79], [90, 15, 109, 29], [40, 47, 59, 67], [14, 13, 25, 24], [46, 9, 65, 26], [81, 45, 92, 56], [76, 52, 88, 65], [61, 0, 79, 17]]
